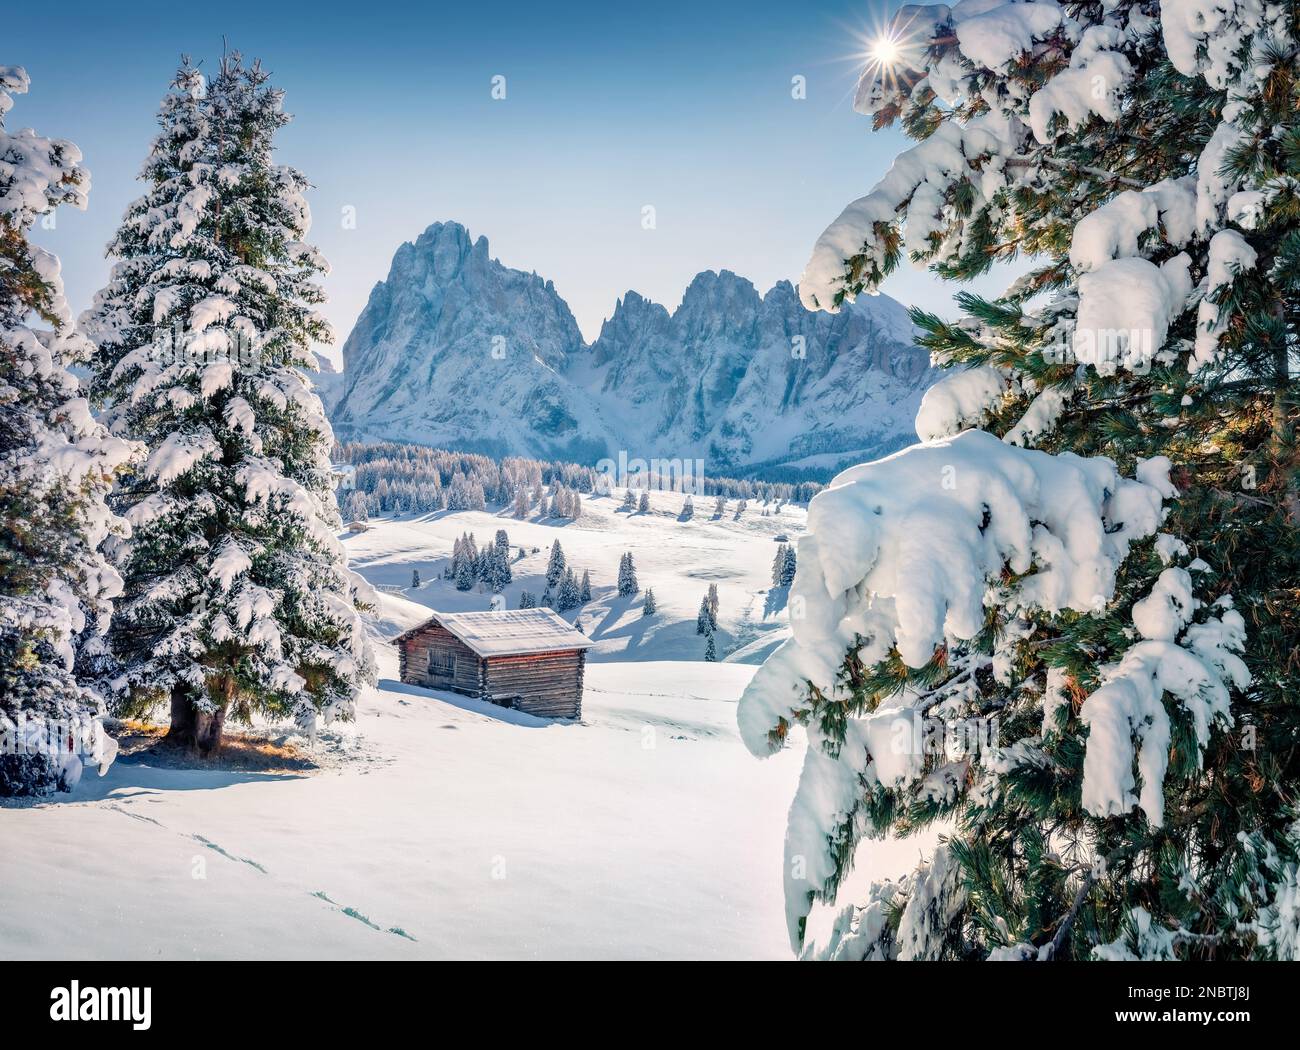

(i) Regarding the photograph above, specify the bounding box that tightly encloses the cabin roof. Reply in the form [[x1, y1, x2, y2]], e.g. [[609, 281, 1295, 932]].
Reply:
[[393, 608, 593, 657]]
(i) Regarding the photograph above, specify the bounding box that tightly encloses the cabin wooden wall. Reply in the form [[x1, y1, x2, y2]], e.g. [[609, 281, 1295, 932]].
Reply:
[[398, 623, 586, 719], [482, 649, 585, 719], [398, 623, 484, 697]]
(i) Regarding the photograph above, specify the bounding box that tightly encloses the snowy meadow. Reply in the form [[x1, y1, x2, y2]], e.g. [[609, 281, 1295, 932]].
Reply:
[[2, 490, 836, 959]]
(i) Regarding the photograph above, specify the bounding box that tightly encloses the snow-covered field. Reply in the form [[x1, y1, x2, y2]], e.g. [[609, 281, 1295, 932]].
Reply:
[[0, 489, 828, 959]]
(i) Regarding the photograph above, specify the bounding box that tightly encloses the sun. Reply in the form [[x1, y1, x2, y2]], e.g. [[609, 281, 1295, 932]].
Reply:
[[869, 34, 903, 67]]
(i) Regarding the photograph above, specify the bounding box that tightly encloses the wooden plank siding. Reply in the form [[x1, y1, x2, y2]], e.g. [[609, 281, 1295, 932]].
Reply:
[[397, 623, 484, 697], [482, 649, 585, 719], [397, 627, 585, 719]]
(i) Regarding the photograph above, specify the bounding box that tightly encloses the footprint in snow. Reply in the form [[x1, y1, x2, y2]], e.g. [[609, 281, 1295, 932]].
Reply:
[[192, 834, 267, 874], [313, 894, 417, 941], [107, 803, 164, 827]]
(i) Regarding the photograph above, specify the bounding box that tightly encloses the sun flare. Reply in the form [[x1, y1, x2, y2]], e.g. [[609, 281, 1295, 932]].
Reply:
[[869, 34, 903, 67]]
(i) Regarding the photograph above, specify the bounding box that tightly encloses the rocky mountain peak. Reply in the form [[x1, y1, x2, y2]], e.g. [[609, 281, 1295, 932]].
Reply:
[[326, 223, 937, 480]]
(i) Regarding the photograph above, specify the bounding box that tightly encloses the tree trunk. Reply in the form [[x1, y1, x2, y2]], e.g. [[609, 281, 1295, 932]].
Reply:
[[192, 706, 226, 757], [165, 684, 196, 746], [164, 683, 229, 756]]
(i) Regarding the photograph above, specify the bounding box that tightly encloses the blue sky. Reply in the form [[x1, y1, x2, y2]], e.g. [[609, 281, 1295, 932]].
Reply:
[[12, 0, 1013, 358]]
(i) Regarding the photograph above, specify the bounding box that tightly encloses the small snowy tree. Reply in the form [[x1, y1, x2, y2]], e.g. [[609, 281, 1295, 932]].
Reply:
[[680, 494, 694, 521], [637, 490, 650, 513], [704, 629, 717, 663], [771, 543, 788, 587], [695, 595, 714, 636], [617, 552, 638, 596], [0, 66, 140, 795], [579, 568, 591, 604], [518, 590, 536, 609], [779, 545, 796, 588], [512, 486, 530, 519], [620, 489, 636, 512], [84, 56, 375, 755], [556, 568, 581, 611], [545, 539, 566, 589], [742, 3, 1294, 961], [411, 569, 420, 589], [642, 589, 657, 617]]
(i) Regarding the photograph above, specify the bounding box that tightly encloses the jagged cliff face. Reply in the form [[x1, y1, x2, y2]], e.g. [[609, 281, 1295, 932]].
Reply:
[[327, 222, 934, 478], [583, 272, 931, 474], [330, 222, 618, 462]]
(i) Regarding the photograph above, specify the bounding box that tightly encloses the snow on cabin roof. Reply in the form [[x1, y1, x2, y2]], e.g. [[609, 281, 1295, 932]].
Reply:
[[394, 608, 593, 657]]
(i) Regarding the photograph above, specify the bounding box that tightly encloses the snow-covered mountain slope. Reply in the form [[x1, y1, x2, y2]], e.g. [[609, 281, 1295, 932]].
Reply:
[[580, 272, 931, 475], [327, 222, 935, 477], [330, 222, 621, 463]]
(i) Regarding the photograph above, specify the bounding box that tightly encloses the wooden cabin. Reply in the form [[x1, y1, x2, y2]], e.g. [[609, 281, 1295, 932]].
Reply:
[[393, 609, 592, 719]]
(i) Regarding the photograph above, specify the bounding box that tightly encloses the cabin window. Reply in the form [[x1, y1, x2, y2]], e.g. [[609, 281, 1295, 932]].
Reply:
[[428, 647, 456, 677]]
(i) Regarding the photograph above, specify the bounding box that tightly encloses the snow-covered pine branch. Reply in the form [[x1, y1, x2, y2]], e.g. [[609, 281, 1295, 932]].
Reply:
[[800, 0, 1272, 383]]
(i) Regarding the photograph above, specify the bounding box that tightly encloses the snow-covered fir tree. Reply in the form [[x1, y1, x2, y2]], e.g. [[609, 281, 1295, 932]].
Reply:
[[579, 568, 591, 604], [642, 588, 657, 617], [341, 489, 368, 522], [704, 629, 717, 662], [695, 595, 715, 636], [771, 543, 788, 587], [556, 567, 581, 611], [512, 486, 529, 519], [448, 532, 477, 580], [779, 545, 796, 588], [706, 582, 719, 621], [740, 1, 1299, 960], [620, 489, 636, 512], [637, 490, 650, 513], [477, 529, 511, 592], [617, 551, 638, 596], [518, 590, 536, 609], [680, 494, 694, 520], [545, 539, 565, 589], [0, 65, 140, 795], [83, 55, 374, 755], [410, 569, 420, 589]]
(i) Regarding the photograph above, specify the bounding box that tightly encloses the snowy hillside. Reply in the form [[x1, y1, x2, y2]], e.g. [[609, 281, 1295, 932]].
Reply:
[[348, 485, 806, 666], [327, 221, 934, 478]]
